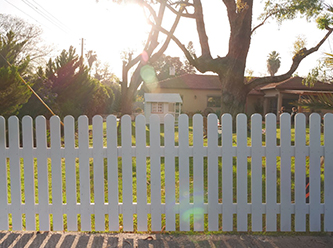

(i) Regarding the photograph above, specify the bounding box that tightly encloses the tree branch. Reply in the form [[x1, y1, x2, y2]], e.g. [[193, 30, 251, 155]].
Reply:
[[248, 28, 333, 89], [193, 0, 212, 59]]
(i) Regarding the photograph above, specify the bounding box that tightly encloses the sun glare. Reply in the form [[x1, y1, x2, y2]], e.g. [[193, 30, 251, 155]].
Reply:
[[83, 2, 149, 70]]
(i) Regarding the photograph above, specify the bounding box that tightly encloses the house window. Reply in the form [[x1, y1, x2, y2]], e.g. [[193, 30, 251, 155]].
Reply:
[[207, 96, 221, 107], [152, 103, 163, 113]]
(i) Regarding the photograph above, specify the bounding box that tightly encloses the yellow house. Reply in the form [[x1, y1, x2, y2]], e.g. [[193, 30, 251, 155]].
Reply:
[[147, 74, 333, 116]]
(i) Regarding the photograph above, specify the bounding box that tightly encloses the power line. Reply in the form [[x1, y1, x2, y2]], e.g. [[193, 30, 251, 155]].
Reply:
[[3, 0, 52, 30], [31, 0, 70, 32], [0, 52, 64, 126], [21, 0, 70, 34]]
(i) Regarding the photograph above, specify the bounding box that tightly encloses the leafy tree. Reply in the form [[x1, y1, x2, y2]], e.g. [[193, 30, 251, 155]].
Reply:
[[0, 31, 32, 118], [267, 51, 281, 76], [0, 14, 51, 68], [46, 46, 112, 118], [151, 53, 195, 80], [96, 1, 189, 115], [297, 93, 333, 110], [105, 0, 333, 117]]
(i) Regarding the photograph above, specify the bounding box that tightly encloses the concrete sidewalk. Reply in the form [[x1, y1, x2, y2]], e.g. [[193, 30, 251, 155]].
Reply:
[[0, 231, 332, 248]]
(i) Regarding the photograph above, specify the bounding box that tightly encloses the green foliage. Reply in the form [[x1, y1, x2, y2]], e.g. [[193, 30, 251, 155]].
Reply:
[[0, 31, 32, 117], [151, 53, 196, 81], [267, 51, 281, 76]]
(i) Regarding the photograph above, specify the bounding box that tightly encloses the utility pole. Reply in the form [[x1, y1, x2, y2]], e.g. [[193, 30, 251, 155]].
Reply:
[[80, 38, 84, 58]]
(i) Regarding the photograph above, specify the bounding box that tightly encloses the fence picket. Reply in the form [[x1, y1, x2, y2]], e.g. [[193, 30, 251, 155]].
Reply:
[[294, 113, 307, 231], [179, 115, 190, 231], [78, 116, 91, 231], [106, 115, 119, 231], [121, 115, 133, 231], [222, 114, 233, 231], [192, 114, 205, 231], [164, 114, 176, 231], [64, 116, 77, 231], [324, 113, 333, 231], [251, 114, 263, 231], [92, 116, 106, 231], [265, 114, 278, 231], [8, 116, 22, 230], [309, 113, 322, 231], [280, 114, 292, 231], [150, 115, 161, 231], [50, 116, 63, 231], [135, 115, 147, 231], [36, 116, 50, 231], [22, 116, 35, 231], [236, 114, 248, 231], [207, 114, 219, 231], [0, 116, 8, 230]]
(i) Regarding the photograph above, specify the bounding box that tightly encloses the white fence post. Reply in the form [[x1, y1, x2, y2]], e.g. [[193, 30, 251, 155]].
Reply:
[[8, 116, 22, 230], [294, 113, 307, 231], [265, 113, 278, 231], [251, 114, 263, 231], [192, 114, 205, 231], [121, 115, 133, 231], [324, 113, 333, 231], [50, 115, 63, 231], [221, 113, 233, 231], [22, 116, 35, 231], [64, 116, 77, 231], [164, 114, 176, 231], [0, 116, 8, 230]]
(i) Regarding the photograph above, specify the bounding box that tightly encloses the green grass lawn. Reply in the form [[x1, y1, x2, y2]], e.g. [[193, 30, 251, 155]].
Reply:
[[6, 120, 326, 233]]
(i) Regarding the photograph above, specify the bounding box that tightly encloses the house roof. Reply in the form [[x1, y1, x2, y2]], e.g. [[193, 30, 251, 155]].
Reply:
[[260, 76, 333, 91], [149, 74, 221, 90], [148, 74, 333, 95], [144, 93, 183, 103]]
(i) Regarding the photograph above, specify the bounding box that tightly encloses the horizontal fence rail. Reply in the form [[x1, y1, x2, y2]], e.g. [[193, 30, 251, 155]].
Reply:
[[0, 113, 332, 232]]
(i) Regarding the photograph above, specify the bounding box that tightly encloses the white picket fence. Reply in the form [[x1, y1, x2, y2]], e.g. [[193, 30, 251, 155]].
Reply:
[[0, 113, 333, 232]]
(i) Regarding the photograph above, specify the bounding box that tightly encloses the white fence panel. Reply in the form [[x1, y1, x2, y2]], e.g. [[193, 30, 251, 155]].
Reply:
[[221, 114, 233, 231], [250, 114, 263, 231], [106, 115, 119, 231], [324, 113, 333, 231], [22, 116, 35, 231], [135, 115, 148, 231], [8, 116, 21, 230], [309, 113, 322, 231], [0, 117, 8, 230], [93, 115, 106, 231], [121, 115, 133, 231], [207, 114, 219, 231], [36, 116, 49, 231], [78, 116, 91, 231], [179, 114, 190, 231], [192, 114, 205, 231], [236, 114, 248, 231], [164, 114, 176, 231], [294, 113, 307, 231], [64, 116, 77, 231], [265, 114, 278, 231], [0, 113, 332, 232], [280, 113, 292, 231]]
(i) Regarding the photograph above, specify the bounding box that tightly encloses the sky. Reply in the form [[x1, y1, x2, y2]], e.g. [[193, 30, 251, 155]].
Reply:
[[1, 0, 332, 79]]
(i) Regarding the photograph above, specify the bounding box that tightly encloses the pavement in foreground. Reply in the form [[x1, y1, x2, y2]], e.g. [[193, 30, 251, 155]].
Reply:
[[0, 231, 332, 248]]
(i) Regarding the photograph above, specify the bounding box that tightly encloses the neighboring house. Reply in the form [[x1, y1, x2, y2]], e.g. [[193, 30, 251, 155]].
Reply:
[[147, 74, 333, 116], [144, 93, 182, 124]]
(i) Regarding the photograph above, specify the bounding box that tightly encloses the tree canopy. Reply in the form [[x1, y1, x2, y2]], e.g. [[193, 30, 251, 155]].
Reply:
[[105, 0, 333, 116]]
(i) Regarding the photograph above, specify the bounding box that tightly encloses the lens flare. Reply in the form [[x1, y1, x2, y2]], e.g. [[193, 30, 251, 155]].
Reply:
[[141, 50, 149, 62], [140, 65, 157, 84]]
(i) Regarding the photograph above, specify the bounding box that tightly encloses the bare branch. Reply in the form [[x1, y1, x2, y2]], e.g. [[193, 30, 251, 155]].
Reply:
[[248, 28, 333, 90]]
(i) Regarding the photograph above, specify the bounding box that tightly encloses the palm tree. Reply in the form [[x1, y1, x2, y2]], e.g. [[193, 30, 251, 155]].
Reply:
[[267, 51, 281, 76]]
